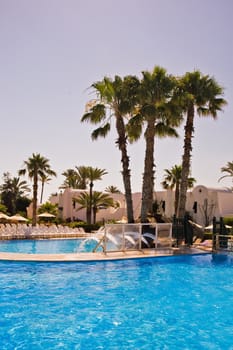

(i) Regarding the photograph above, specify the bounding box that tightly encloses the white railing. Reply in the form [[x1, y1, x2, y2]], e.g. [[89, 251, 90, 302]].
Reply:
[[93, 223, 173, 253]]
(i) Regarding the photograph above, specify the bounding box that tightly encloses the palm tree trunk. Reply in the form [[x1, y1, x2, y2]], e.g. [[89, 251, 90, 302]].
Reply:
[[174, 184, 180, 217], [86, 207, 91, 225], [93, 207, 97, 224], [115, 114, 134, 223], [32, 174, 38, 226], [12, 194, 17, 215], [141, 119, 155, 222], [40, 181, 44, 204], [87, 182, 93, 225], [178, 104, 194, 217]]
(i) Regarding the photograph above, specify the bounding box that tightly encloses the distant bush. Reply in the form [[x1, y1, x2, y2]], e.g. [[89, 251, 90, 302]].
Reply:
[[69, 221, 85, 228], [223, 217, 233, 234], [223, 217, 233, 226], [68, 221, 101, 232]]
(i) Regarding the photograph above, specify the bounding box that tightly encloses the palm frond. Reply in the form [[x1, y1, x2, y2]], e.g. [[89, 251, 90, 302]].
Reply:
[[155, 122, 179, 138], [91, 123, 111, 140], [81, 104, 106, 124], [126, 113, 143, 142]]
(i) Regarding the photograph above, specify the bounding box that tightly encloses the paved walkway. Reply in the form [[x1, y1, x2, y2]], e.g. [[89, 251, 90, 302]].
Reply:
[[0, 247, 210, 262]]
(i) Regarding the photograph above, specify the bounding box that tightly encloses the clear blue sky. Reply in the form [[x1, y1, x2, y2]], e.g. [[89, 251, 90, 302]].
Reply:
[[0, 0, 233, 201]]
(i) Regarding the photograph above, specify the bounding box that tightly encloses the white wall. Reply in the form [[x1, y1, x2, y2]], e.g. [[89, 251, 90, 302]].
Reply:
[[48, 185, 233, 225]]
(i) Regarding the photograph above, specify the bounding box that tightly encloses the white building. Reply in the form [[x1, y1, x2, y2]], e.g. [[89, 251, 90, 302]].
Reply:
[[49, 185, 233, 226]]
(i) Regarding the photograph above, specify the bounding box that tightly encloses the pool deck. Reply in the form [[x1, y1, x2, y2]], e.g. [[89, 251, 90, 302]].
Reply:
[[0, 246, 211, 262]]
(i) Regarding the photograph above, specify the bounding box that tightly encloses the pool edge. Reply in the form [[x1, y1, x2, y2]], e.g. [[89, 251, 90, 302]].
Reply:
[[0, 247, 211, 262]]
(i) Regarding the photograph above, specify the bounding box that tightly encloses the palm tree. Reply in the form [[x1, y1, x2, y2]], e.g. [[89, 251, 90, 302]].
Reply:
[[61, 166, 91, 190], [127, 66, 182, 222], [105, 185, 121, 194], [218, 161, 233, 187], [19, 153, 57, 226], [75, 191, 116, 224], [85, 166, 107, 224], [74, 192, 90, 223], [39, 173, 56, 204], [178, 71, 227, 217], [75, 166, 90, 189], [161, 165, 196, 216], [60, 169, 79, 189], [0, 172, 30, 214], [81, 75, 140, 223], [38, 202, 58, 216], [92, 191, 116, 224]]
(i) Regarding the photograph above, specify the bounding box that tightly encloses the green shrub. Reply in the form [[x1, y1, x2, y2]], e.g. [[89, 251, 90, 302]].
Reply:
[[223, 217, 233, 226], [68, 221, 101, 232]]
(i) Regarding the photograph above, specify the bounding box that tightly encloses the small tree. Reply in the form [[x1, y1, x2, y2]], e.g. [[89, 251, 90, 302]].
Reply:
[[199, 199, 215, 227], [161, 165, 196, 217], [19, 153, 57, 226], [38, 202, 58, 216], [105, 185, 121, 194], [74, 191, 116, 224], [0, 172, 30, 215]]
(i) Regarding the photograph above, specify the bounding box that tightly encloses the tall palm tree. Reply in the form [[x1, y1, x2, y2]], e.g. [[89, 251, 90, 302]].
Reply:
[[61, 166, 90, 190], [81, 75, 140, 223], [60, 169, 79, 189], [75, 166, 90, 189], [39, 173, 56, 204], [86, 166, 107, 224], [218, 161, 233, 187], [19, 153, 57, 226], [127, 66, 182, 222], [161, 165, 196, 216], [178, 71, 227, 217]]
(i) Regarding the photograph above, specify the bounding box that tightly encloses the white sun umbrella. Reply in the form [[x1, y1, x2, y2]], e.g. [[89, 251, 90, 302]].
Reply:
[[38, 212, 56, 218], [9, 214, 28, 222], [204, 224, 232, 231], [0, 212, 10, 220], [8, 214, 28, 235], [204, 225, 213, 231]]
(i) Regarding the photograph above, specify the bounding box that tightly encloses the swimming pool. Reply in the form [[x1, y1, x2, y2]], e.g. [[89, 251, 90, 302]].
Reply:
[[0, 253, 233, 349], [0, 238, 97, 254]]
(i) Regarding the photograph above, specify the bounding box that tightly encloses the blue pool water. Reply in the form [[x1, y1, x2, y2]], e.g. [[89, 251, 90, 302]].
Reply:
[[0, 254, 233, 349], [0, 238, 96, 254]]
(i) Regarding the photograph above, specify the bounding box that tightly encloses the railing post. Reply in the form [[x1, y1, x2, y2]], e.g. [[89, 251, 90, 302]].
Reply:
[[103, 225, 107, 254], [220, 217, 228, 249], [154, 224, 157, 249], [172, 215, 178, 247], [139, 224, 142, 250], [212, 217, 217, 251], [122, 224, 125, 252], [184, 214, 193, 247]]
